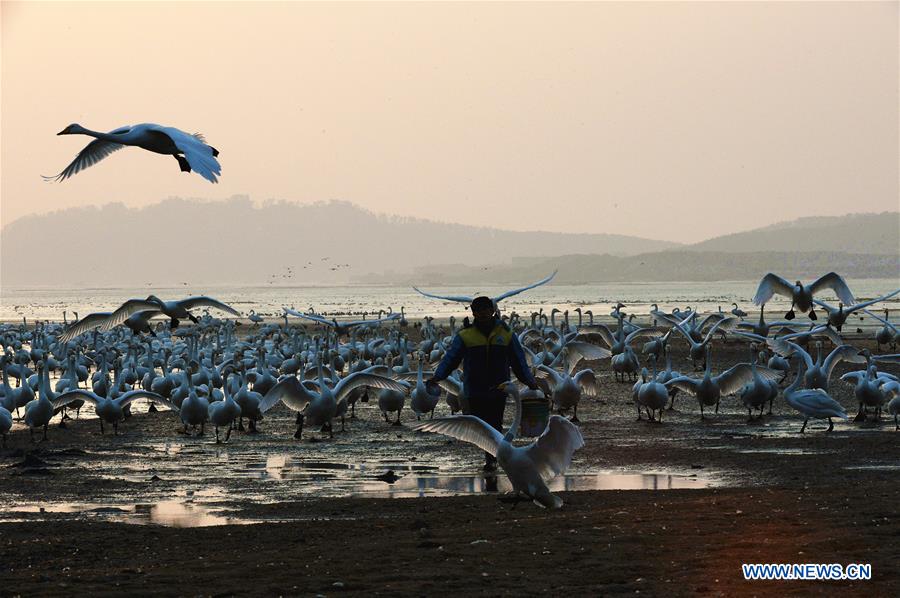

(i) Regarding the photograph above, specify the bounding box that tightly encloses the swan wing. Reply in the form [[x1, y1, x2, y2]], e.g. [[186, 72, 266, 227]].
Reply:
[[872, 353, 900, 364], [791, 389, 848, 418], [809, 272, 855, 305], [767, 338, 813, 369], [412, 287, 473, 303], [437, 376, 463, 395], [562, 341, 612, 363], [260, 377, 315, 413], [840, 371, 865, 384], [148, 125, 221, 183], [573, 369, 598, 394], [844, 288, 900, 314], [703, 316, 739, 344], [753, 273, 794, 305], [333, 372, 409, 402], [57, 312, 113, 343], [732, 330, 767, 344], [105, 299, 162, 331], [117, 390, 168, 408], [525, 415, 584, 480], [536, 364, 563, 385], [862, 309, 899, 333], [714, 364, 756, 396], [823, 345, 866, 380], [526, 415, 585, 480], [410, 415, 503, 457], [337, 314, 402, 328], [625, 326, 665, 344], [52, 390, 100, 409], [43, 128, 130, 182], [178, 296, 240, 317], [284, 309, 332, 326], [665, 376, 701, 396], [493, 271, 557, 302], [575, 325, 615, 348]]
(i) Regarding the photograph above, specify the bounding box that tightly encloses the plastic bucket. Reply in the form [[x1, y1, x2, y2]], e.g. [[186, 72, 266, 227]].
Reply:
[[520, 397, 550, 437]]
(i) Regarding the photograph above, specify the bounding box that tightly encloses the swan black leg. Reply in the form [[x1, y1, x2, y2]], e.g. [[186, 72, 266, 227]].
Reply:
[[808, 309, 817, 321], [826, 418, 834, 432], [800, 418, 808, 433], [393, 411, 402, 426], [294, 413, 305, 439]]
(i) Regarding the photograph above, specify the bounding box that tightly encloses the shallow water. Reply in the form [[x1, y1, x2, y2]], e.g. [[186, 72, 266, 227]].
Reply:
[[1, 469, 713, 527], [3, 279, 898, 322]]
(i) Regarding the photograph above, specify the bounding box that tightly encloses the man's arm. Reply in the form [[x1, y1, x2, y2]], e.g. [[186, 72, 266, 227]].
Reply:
[[508, 334, 539, 389], [431, 335, 465, 382]]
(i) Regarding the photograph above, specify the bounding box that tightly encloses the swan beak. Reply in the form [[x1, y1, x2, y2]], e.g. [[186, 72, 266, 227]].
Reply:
[[57, 129, 68, 135]]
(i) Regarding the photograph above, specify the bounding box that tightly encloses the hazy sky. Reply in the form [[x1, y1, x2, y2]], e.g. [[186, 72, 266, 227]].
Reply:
[[2, 1, 897, 243]]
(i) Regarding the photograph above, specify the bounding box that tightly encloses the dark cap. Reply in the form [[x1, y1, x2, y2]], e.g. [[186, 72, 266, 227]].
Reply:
[[471, 296, 494, 311]]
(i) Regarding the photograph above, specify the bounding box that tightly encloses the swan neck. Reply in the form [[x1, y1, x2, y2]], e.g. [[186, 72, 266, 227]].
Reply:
[[503, 388, 521, 443]]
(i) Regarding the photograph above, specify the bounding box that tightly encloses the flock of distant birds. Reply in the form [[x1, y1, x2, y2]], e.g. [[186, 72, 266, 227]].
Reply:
[[1, 269, 898, 507], [27, 122, 899, 506]]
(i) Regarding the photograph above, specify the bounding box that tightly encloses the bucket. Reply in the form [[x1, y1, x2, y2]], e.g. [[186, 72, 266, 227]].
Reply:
[[520, 395, 550, 437]]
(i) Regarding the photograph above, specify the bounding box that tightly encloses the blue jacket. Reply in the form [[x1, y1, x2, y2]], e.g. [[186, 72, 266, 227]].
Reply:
[[432, 318, 537, 397]]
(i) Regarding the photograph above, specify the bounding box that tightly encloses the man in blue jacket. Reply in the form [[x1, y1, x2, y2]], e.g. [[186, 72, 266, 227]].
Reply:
[[426, 296, 539, 472]]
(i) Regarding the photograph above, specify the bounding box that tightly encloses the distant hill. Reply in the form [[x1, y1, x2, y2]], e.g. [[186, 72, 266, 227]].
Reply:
[[382, 251, 899, 285], [0, 196, 679, 287], [684, 212, 899, 255]]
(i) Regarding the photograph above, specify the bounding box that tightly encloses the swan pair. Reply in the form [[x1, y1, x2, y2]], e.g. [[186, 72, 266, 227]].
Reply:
[[411, 383, 584, 509], [60, 295, 241, 342]]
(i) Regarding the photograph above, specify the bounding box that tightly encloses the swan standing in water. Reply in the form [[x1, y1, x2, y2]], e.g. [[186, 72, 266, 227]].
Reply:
[[44, 123, 221, 182], [752, 272, 854, 321], [411, 383, 584, 509]]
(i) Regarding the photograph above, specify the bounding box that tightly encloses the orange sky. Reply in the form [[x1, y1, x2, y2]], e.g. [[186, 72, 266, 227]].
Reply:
[[1, 1, 897, 242]]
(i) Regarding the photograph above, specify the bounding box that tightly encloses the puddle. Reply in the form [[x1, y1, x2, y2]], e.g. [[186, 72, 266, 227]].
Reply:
[[350, 471, 711, 499], [8, 501, 249, 527], [1, 469, 713, 527], [843, 464, 900, 472]]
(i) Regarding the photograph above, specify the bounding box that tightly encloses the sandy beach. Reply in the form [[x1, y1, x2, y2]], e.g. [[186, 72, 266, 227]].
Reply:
[[1, 339, 897, 596]]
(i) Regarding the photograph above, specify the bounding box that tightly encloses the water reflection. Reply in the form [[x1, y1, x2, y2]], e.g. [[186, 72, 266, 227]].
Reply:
[[9, 501, 249, 527], [351, 472, 710, 498]]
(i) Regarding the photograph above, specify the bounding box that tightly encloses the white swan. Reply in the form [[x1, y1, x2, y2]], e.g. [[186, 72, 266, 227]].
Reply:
[[884, 381, 900, 430], [782, 363, 847, 433], [59, 295, 240, 342], [262, 363, 406, 439], [207, 372, 242, 442], [752, 272, 854, 321], [666, 346, 780, 418], [44, 123, 221, 182], [812, 288, 900, 331], [0, 402, 12, 447], [412, 271, 557, 307], [411, 383, 584, 508], [53, 389, 167, 435], [284, 309, 400, 336]]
